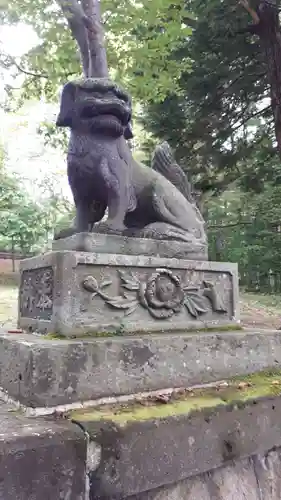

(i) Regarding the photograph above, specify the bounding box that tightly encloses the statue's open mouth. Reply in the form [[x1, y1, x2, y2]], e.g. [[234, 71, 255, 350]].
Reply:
[[80, 99, 130, 136], [90, 114, 125, 136]]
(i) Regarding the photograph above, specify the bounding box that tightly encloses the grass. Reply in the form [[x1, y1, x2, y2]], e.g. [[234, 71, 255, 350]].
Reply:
[[241, 291, 281, 311], [0, 283, 18, 329], [240, 291, 281, 329]]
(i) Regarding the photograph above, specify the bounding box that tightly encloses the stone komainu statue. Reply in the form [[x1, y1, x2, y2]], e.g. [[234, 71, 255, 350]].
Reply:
[[55, 78, 207, 249]]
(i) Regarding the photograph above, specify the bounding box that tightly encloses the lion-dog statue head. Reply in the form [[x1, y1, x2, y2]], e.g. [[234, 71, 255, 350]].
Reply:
[[56, 78, 133, 139]]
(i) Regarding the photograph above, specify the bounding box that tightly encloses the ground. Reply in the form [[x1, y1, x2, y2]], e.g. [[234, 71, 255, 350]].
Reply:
[[0, 282, 280, 330], [0, 283, 18, 329], [240, 291, 281, 329]]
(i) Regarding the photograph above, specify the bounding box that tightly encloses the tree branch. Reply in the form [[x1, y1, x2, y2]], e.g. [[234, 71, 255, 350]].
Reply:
[[230, 104, 272, 134], [0, 52, 78, 79], [0, 53, 49, 78], [217, 71, 267, 98], [208, 220, 281, 230], [208, 221, 252, 229], [103, 12, 113, 25], [56, 0, 90, 76], [238, 0, 260, 24]]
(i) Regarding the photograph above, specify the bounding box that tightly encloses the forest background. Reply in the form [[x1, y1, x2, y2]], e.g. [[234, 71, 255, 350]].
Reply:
[[0, 0, 280, 294]]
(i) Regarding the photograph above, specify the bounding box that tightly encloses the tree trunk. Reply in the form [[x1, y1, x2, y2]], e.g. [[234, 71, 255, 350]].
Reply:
[[11, 237, 15, 273], [81, 0, 108, 77], [256, 1, 281, 155], [57, 0, 108, 78]]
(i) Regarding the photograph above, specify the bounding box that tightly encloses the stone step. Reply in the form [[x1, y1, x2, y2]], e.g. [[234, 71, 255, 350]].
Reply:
[[0, 328, 281, 410], [72, 392, 281, 499], [0, 401, 85, 499]]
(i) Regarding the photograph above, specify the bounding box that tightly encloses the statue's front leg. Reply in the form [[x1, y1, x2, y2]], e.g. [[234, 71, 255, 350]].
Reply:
[[88, 201, 107, 230], [54, 198, 90, 240], [74, 201, 92, 232], [98, 157, 128, 233], [106, 191, 128, 232], [54, 200, 105, 240]]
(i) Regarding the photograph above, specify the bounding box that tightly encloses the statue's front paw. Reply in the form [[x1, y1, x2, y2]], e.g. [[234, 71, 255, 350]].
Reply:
[[54, 227, 77, 240], [91, 221, 126, 236]]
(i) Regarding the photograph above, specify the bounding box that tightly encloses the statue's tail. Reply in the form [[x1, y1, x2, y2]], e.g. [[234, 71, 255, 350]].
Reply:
[[151, 142, 193, 203]]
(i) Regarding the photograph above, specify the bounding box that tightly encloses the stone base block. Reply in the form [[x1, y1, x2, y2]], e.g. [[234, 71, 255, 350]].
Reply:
[[0, 401, 85, 499], [18, 251, 239, 336], [0, 329, 281, 408], [85, 395, 281, 499], [52, 232, 208, 260]]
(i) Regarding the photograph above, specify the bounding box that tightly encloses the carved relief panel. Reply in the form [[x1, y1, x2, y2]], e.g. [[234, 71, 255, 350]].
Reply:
[[19, 267, 53, 321]]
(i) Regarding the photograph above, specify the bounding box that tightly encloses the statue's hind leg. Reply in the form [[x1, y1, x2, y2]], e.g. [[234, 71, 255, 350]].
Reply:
[[151, 182, 207, 243], [151, 183, 186, 231]]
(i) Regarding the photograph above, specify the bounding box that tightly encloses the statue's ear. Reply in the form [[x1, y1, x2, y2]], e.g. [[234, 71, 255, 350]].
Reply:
[[56, 82, 76, 128], [124, 120, 133, 140]]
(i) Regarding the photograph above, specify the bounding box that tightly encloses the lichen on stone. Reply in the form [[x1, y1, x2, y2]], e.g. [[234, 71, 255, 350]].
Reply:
[[70, 368, 281, 425], [44, 324, 243, 341]]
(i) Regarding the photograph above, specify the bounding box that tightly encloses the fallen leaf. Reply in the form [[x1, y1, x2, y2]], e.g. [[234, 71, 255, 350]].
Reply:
[[155, 394, 170, 404], [238, 381, 252, 390], [217, 381, 229, 388], [187, 391, 195, 397], [136, 397, 150, 406], [177, 388, 187, 396]]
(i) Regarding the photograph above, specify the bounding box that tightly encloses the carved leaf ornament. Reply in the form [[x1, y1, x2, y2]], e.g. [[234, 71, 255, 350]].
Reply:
[[82, 268, 227, 320]]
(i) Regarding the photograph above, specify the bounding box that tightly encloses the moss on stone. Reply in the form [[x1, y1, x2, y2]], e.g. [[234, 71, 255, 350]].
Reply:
[[44, 332, 66, 340], [70, 368, 281, 425], [71, 396, 225, 425], [44, 324, 242, 341]]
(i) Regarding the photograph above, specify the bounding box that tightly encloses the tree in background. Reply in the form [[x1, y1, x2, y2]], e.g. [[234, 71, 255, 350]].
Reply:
[[239, 0, 281, 156], [0, 144, 72, 261], [2, 0, 281, 294], [208, 183, 281, 293], [0, 0, 193, 103], [3, 0, 281, 195], [140, 0, 281, 196]]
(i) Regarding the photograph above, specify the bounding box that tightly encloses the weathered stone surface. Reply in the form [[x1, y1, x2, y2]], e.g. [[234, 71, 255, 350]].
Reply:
[[128, 459, 260, 500], [86, 395, 281, 498], [209, 458, 259, 499], [0, 401, 86, 499], [128, 476, 212, 500], [253, 450, 281, 499], [0, 328, 280, 407], [18, 251, 238, 336], [128, 475, 212, 500], [52, 232, 208, 260], [55, 78, 207, 247], [129, 453, 281, 500]]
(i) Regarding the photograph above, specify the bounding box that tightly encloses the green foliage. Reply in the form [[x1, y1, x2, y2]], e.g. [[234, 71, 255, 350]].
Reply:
[[1, 0, 194, 103], [141, 0, 276, 193], [37, 121, 69, 151], [0, 154, 72, 253], [4, 0, 281, 298], [207, 183, 281, 293], [1, 0, 278, 195]]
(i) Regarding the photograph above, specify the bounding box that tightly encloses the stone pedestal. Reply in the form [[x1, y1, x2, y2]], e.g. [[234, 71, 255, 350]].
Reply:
[[1, 328, 280, 408], [18, 234, 238, 337], [52, 232, 208, 260]]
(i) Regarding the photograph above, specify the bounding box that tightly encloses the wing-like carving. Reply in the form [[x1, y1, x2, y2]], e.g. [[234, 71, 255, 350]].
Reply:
[[152, 142, 193, 203]]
